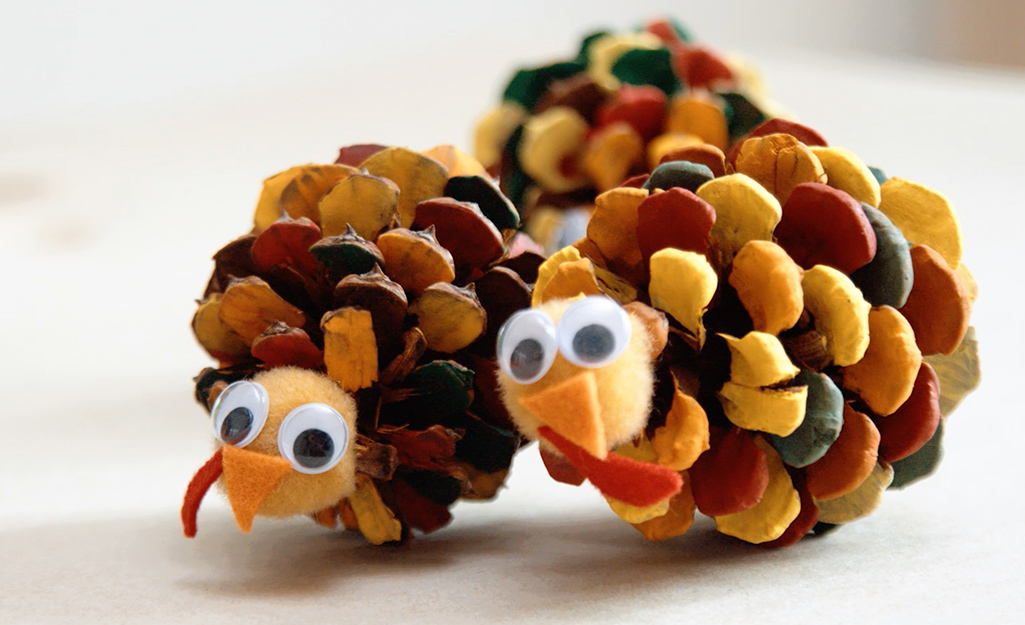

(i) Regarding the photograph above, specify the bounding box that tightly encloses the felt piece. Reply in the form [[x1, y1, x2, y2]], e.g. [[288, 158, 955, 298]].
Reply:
[[714, 438, 801, 544], [538, 426, 683, 508], [733, 133, 826, 204], [412, 198, 504, 276], [722, 332, 799, 388], [473, 102, 527, 171], [519, 373, 607, 459], [770, 370, 843, 468], [689, 427, 769, 516], [874, 363, 941, 463], [801, 265, 871, 366], [252, 164, 355, 232], [899, 244, 971, 356], [318, 172, 400, 240], [375, 227, 456, 295], [334, 144, 387, 168], [651, 382, 710, 471], [728, 240, 804, 335], [665, 94, 729, 151], [842, 306, 923, 416], [251, 324, 323, 370], [359, 147, 449, 228], [348, 474, 403, 545], [251, 217, 323, 276], [310, 228, 386, 279], [540, 446, 586, 486], [421, 144, 488, 179], [642, 161, 715, 195], [923, 327, 980, 416], [804, 405, 880, 501], [443, 175, 521, 232], [889, 420, 944, 489], [191, 294, 250, 363], [697, 173, 782, 261], [878, 177, 963, 269], [719, 381, 807, 438], [809, 146, 881, 207], [181, 448, 224, 538], [775, 182, 878, 274], [409, 283, 487, 353], [648, 248, 717, 342], [816, 462, 894, 524], [321, 307, 379, 392], [763, 473, 819, 548], [595, 84, 667, 141], [657, 144, 727, 178], [582, 123, 645, 192], [850, 204, 915, 309], [221, 444, 292, 534], [631, 480, 697, 541], [517, 106, 590, 193], [586, 186, 649, 275], [219, 276, 307, 344]]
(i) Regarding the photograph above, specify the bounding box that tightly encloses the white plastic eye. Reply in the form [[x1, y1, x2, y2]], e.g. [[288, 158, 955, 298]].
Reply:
[[277, 404, 350, 475], [556, 296, 632, 369], [211, 381, 269, 448], [496, 309, 558, 384]]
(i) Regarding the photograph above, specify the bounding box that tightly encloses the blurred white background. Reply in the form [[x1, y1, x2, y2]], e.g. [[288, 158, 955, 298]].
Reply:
[[2, 0, 1023, 122]]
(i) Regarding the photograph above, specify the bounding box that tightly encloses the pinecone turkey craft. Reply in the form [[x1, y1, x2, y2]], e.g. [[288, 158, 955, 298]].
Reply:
[[184, 145, 544, 545], [484, 20, 981, 546]]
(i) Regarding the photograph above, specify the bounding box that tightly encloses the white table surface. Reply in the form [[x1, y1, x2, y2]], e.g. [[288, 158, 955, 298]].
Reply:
[[1, 30, 1021, 624]]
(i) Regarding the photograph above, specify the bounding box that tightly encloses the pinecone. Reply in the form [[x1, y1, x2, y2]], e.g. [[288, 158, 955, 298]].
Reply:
[[515, 121, 980, 546], [191, 144, 545, 544], [474, 17, 785, 250]]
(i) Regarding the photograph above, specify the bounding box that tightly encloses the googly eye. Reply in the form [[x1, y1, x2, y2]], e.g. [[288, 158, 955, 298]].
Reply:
[[277, 404, 350, 474], [556, 296, 632, 369], [211, 381, 269, 448], [497, 309, 558, 384]]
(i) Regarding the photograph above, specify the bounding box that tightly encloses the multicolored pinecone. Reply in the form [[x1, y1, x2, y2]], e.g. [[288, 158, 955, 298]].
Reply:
[[474, 17, 784, 251], [529, 117, 980, 544], [192, 144, 544, 544]]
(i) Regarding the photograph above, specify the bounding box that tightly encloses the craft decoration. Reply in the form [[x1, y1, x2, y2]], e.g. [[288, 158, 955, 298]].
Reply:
[[474, 17, 787, 252], [495, 113, 980, 546], [186, 145, 542, 544]]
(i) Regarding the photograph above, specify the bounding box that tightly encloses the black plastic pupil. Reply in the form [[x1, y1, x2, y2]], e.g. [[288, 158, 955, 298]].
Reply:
[[510, 338, 545, 380], [220, 407, 254, 444], [572, 324, 615, 362], [293, 429, 334, 469]]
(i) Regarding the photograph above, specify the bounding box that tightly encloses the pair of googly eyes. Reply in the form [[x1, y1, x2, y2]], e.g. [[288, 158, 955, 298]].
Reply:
[[210, 381, 350, 475], [497, 296, 632, 384]]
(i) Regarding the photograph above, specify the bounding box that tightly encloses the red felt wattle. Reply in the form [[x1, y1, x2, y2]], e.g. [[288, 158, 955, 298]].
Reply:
[[538, 426, 683, 507], [182, 447, 224, 538], [540, 446, 586, 486]]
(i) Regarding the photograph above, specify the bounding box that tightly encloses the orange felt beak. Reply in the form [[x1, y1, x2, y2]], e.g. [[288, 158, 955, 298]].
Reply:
[[518, 371, 608, 459], [220, 445, 292, 533]]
